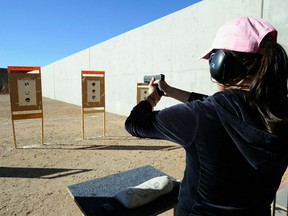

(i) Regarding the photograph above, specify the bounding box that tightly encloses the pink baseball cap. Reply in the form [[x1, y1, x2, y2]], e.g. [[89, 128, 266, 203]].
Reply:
[[200, 16, 277, 59]]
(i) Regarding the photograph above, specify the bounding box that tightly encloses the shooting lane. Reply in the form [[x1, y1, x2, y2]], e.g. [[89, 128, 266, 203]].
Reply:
[[81, 70, 106, 139], [8, 66, 44, 148]]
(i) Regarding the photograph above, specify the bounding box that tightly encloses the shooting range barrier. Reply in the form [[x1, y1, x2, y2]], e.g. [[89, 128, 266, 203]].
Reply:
[[81, 70, 106, 138], [8, 66, 44, 148], [67, 165, 180, 216]]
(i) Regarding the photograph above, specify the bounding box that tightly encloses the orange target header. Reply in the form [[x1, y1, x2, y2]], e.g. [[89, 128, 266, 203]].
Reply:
[[81, 70, 105, 75], [8, 66, 41, 71]]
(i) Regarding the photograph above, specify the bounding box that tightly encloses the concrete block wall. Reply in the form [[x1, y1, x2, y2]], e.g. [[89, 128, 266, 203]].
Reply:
[[41, 0, 288, 116]]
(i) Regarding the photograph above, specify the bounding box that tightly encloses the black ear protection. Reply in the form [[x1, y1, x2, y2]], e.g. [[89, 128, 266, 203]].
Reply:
[[209, 50, 247, 84]]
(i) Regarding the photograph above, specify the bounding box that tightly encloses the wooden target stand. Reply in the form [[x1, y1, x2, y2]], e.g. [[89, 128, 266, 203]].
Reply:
[[81, 71, 106, 139], [8, 66, 44, 148], [137, 83, 149, 104]]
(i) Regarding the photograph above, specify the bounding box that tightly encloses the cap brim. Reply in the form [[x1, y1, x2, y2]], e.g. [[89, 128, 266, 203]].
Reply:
[[198, 48, 213, 60]]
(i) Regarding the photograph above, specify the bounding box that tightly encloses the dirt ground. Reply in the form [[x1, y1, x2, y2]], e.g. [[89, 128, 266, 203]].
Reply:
[[1, 94, 288, 216], [0, 94, 185, 216]]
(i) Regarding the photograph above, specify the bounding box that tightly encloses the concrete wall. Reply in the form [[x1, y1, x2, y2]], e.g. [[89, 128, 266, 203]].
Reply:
[[41, 0, 288, 116]]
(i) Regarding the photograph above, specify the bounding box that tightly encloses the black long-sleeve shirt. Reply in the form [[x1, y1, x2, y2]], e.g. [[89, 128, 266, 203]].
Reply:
[[125, 89, 288, 216]]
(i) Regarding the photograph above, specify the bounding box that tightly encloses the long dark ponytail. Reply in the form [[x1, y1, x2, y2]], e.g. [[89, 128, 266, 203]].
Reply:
[[247, 41, 288, 135]]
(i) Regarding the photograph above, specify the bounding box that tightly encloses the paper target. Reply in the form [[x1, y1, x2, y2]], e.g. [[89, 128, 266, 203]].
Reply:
[[17, 78, 37, 106]]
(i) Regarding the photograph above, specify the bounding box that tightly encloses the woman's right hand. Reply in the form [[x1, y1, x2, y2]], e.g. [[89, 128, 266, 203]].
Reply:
[[153, 79, 171, 97]]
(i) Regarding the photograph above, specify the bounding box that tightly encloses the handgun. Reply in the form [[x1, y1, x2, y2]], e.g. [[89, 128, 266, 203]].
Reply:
[[143, 74, 165, 83], [143, 74, 165, 96]]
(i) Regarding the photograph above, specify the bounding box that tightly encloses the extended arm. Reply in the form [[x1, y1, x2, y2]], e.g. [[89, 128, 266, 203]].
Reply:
[[145, 78, 207, 107]]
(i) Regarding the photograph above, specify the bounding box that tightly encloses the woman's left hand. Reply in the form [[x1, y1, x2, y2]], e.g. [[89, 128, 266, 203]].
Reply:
[[145, 78, 162, 107]]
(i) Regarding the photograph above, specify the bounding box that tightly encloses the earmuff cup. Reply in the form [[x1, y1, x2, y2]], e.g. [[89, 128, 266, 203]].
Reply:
[[209, 50, 247, 84]]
